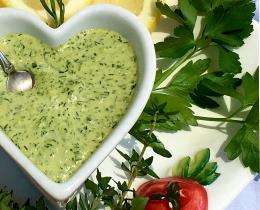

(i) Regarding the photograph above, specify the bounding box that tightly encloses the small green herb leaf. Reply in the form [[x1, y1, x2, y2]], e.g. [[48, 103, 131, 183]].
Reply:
[[85, 179, 99, 195], [218, 46, 241, 73], [96, 169, 111, 190]]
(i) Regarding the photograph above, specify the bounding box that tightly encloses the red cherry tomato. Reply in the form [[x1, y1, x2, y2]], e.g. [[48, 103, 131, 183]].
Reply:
[[136, 177, 208, 210]]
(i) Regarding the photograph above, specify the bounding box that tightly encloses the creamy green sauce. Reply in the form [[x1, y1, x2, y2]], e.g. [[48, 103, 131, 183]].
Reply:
[[0, 29, 137, 182]]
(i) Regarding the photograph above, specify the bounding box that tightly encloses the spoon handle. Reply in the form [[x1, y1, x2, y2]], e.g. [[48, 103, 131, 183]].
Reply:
[[0, 51, 16, 75]]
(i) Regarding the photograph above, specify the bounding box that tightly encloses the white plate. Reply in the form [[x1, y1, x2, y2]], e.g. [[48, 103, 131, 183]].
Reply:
[[0, 17, 258, 210]]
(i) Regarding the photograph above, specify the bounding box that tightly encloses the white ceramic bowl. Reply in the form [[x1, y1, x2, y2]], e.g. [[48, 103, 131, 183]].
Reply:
[[0, 5, 156, 204]]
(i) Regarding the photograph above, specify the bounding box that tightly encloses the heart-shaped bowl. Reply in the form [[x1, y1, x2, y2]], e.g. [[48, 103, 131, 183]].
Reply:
[[0, 4, 156, 205]]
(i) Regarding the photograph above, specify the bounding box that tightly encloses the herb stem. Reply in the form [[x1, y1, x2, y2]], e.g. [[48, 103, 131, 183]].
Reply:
[[227, 106, 246, 119], [195, 116, 245, 123], [116, 145, 147, 208], [117, 111, 159, 208], [40, 0, 65, 28], [154, 48, 196, 89]]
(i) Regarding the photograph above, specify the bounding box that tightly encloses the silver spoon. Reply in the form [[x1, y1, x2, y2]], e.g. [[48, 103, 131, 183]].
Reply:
[[0, 51, 34, 92]]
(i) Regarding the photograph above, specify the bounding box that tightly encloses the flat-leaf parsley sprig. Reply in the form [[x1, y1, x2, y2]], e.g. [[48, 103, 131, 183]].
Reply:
[[153, 0, 258, 172]]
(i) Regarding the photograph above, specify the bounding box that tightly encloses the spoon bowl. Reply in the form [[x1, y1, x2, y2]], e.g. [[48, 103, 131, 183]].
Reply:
[[0, 51, 34, 92], [7, 71, 34, 92]]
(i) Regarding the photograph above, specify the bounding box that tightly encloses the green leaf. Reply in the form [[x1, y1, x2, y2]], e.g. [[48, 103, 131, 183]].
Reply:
[[155, 26, 195, 58], [66, 198, 77, 210], [116, 181, 128, 192], [78, 195, 90, 210], [116, 149, 131, 161], [145, 156, 154, 166], [178, 0, 197, 29], [35, 197, 47, 210], [172, 156, 190, 177], [195, 79, 223, 97], [85, 179, 99, 195], [155, 1, 184, 24], [218, 46, 241, 73], [201, 73, 242, 101], [245, 100, 259, 130], [224, 102, 259, 172], [188, 148, 210, 178], [241, 71, 259, 106], [155, 36, 194, 59], [190, 93, 220, 108], [204, 1, 255, 47], [0, 191, 13, 210], [131, 196, 149, 210], [190, 0, 213, 13], [96, 169, 111, 190], [148, 133, 172, 158], [167, 59, 210, 99], [147, 93, 197, 131], [150, 142, 172, 158]]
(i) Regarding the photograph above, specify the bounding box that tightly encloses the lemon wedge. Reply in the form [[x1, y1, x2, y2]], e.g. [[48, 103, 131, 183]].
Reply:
[[0, 0, 161, 31], [92, 0, 160, 31]]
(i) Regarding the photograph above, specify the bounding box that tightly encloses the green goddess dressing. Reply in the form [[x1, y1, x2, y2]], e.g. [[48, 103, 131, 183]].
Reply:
[[0, 29, 137, 182]]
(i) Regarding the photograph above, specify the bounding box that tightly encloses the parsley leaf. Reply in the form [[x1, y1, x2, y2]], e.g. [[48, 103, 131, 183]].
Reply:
[[200, 73, 242, 101], [147, 93, 197, 131], [155, 1, 184, 24], [203, 1, 255, 47], [241, 69, 259, 106], [190, 0, 213, 13], [155, 25, 195, 58], [218, 46, 241, 73], [178, 0, 197, 30], [161, 59, 210, 100], [224, 101, 259, 172]]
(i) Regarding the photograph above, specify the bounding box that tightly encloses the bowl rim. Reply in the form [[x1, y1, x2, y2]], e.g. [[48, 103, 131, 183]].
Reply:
[[0, 4, 156, 201]]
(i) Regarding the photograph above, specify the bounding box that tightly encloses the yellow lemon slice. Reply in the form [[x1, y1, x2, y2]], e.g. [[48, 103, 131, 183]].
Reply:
[[92, 0, 160, 31], [0, 0, 161, 31], [0, 0, 93, 26]]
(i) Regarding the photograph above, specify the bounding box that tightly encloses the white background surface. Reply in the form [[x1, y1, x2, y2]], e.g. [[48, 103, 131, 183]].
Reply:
[[0, 10, 259, 210]]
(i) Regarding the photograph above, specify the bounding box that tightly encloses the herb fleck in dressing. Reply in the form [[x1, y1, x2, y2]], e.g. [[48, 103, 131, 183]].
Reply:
[[0, 29, 137, 182]]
